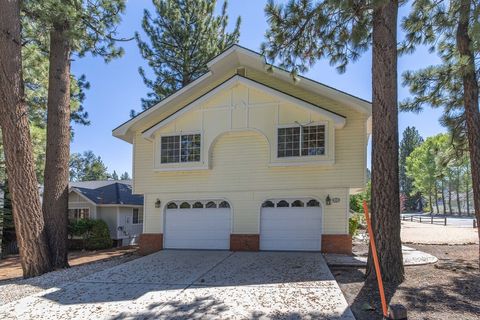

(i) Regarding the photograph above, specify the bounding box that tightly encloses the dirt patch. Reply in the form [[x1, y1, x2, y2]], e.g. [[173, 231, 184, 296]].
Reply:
[[332, 243, 479, 320], [0, 246, 138, 281]]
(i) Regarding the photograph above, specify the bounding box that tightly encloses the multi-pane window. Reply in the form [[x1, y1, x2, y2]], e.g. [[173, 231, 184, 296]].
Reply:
[[277, 127, 300, 157], [277, 125, 325, 158], [68, 208, 90, 221], [132, 208, 143, 224], [161, 134, 201, 163]]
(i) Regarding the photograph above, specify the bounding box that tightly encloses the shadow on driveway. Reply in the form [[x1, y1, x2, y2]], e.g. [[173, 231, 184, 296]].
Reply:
[[2, 251, 354, 319]]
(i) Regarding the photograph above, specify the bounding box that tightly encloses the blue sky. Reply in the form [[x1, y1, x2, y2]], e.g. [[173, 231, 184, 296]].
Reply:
[[71, 0, 446, 175]]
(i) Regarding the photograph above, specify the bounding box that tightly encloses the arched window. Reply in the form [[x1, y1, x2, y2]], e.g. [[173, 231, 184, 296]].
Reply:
[[307, 199, 320, 207], [219, 201, 230, 208], [205, 201, 217, 208], [262, 200, 275, 208], [180, 202, 191, 209], [292, 200, 304, 207], [167, 202, 178, 209], [277, 200, 289, 207], [193, 202, 204, 208]]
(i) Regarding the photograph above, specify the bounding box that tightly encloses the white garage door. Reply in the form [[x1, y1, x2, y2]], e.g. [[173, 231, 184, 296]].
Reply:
[[260, 199, 322, 251], [164, 200, 231, 250]]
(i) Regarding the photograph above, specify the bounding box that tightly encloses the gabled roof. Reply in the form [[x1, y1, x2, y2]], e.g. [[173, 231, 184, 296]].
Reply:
[[113, 45, 372, 143], [70, 180, 143, 206], [142, 75, 347, 139]]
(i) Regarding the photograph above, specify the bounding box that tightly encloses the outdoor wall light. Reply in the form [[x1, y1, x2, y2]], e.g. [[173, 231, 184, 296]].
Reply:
[[325, 195, 332, 206], [155, 199, 161, 208]]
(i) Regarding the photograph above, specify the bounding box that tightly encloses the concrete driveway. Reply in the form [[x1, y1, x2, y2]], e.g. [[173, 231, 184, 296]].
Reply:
[[0, 251, 354, 320]]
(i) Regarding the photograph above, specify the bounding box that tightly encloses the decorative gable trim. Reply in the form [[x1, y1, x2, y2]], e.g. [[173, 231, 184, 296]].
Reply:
[[69, 188, 98, 206], [142, 75, 346, 140]]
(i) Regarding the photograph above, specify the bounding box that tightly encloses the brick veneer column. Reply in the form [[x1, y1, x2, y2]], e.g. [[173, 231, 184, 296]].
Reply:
[[138, 233, 163, 255], [230, 234, 259, 251], [321, 234, 352, 254]]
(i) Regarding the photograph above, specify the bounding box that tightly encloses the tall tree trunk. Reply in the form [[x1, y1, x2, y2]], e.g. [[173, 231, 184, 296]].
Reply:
[[456, 0, 480, 264], [448, 177, 453, 214], [0, 0, 52, 277], [429, 192, 433, 213], [466, 169, 470, 215], [441, 180, 446, 215], [434, 183, 439, 214], [43, 22, 71, 269], [367, 0, 404, 284], [456, 171, 462, 215]]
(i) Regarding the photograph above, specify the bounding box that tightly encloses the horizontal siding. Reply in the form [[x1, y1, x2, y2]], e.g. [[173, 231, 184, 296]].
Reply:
[[68, 192, 97, 219], [134, 68, 368, 235], [141, 131, 350, 234]]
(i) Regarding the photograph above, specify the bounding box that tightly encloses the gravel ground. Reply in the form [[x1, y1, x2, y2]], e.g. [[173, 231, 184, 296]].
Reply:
[[0, 252, 139, 306], [332, 242, 479, 320], [0, 251, 354, 320]]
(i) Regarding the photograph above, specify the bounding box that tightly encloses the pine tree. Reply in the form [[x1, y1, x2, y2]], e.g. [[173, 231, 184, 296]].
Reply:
[[0, 0, 52, 276], [263, 0, 404, 284], [120, 172, 130, 180], [24, 0, 128, 268], [70, 151, 110, 182], [401, 0, 480, 261], [399, 127, 424, 211], [133, 0, 241, 112]]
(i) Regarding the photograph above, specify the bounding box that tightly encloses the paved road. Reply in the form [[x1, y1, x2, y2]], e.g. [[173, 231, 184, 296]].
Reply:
[[401, 213, 476, 227], [0, 251, 354, 320]]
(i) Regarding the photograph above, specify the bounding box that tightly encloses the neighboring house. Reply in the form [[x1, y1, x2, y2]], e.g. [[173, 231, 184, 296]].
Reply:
[[68, 180, 144, 246], [113, 45, 371, 255]]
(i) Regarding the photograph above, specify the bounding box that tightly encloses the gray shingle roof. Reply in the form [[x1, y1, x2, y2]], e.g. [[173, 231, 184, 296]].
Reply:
[[70, 180, 143, 206]]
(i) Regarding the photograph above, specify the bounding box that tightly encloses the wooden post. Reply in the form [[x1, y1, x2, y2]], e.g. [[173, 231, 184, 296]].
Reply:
[[444, 216, 447, 226], [431, 215, 433, 224]]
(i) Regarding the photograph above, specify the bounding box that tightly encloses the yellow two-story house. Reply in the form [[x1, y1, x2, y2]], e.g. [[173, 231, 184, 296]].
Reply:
[[113, 45, 371, 255]]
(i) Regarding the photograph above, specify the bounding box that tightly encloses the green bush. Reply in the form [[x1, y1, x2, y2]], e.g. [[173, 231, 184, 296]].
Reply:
[[349, 212, 366, 236], [68, 218, 112, 250], [349, 216, 359, 236], [85, 220, 112, 250], [349, 181, 371, 213]]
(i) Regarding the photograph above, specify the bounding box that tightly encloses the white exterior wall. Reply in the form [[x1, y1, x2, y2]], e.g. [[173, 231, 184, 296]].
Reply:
[[96, 206, 118, 240], [68, 192, 97, 219]]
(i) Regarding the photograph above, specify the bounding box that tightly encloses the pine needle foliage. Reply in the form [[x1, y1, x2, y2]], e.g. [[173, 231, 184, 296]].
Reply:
[[134, 0, 241, 112], [400, 0, 480, 148]]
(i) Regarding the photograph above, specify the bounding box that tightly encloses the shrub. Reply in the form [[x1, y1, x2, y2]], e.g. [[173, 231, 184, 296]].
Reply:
[[85, 220, 112, 250], [349, 212, 366, 236], [349, 216, 359, 236], [68, 218, 112, 250], [349, 181, 371, 213]]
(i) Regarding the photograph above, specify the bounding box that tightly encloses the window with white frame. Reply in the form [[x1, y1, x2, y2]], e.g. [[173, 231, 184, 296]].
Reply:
[[132, 208, 143, 224], [160, 133, 201, 163], [277, 124, 325, 158], [68, 208, 90, 221]]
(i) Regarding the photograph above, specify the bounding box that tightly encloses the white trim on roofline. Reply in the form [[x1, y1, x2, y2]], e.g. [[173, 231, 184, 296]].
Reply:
[[142, 75, 346, 139], [112, 45, 371, 144], [208, 46, 371, 115], [69, 188, 98, 206], [112, 71, 213, 137]]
